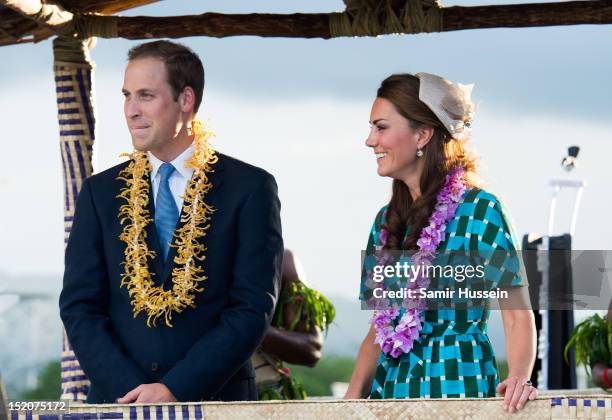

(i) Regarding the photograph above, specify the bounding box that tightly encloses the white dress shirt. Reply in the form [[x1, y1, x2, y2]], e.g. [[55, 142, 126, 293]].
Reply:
[[148, 142, 195, 211]]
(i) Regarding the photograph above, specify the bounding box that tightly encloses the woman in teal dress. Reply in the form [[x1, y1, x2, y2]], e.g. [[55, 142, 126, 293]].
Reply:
[[344, 73, 538, 413]]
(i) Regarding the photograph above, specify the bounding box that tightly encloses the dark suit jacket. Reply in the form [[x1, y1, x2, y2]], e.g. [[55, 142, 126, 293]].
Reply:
[[59, 153, 283, 403]]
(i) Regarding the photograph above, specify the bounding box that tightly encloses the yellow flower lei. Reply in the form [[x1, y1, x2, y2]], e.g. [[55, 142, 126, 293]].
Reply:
[[116, 119, 218, 327]]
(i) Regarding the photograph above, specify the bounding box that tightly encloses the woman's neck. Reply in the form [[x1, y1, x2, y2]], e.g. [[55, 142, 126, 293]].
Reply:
[[401, 162, 424, 201]]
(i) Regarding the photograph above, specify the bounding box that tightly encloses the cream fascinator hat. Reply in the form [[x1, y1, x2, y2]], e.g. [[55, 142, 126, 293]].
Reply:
[[415, 72, 475, 140]]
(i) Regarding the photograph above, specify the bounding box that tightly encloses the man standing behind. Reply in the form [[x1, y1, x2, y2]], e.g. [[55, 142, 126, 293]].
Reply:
[[59, 40, 283, 403]]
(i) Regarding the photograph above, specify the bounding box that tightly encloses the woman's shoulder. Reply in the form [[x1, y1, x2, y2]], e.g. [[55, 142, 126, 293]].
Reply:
[[461, 187, 502, 205], [366, 205, 389, 248], [457, 187, 507, 221], [456, 187, 516, 243], [369, 204, 388, 234], [374, 204, 389, 223]]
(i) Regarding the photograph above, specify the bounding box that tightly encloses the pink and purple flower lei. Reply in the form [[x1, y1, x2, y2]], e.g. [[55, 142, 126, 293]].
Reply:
[[372, 166, 467, 358]]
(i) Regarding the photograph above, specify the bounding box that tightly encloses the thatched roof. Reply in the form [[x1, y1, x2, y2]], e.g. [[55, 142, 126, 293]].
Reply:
[[1, 0, 611, 47]]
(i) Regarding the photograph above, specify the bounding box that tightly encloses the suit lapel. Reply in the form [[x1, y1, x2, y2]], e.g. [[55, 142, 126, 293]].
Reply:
[[160, 155, 225, 286]]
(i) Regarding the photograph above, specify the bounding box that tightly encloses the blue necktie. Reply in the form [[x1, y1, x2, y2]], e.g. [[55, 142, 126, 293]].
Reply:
[[155, 162, 179, 260]]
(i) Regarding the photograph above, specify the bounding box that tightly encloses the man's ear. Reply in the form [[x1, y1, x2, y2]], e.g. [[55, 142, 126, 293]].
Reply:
[[416, 126, 434, 149], [179, 86, 196, 114]]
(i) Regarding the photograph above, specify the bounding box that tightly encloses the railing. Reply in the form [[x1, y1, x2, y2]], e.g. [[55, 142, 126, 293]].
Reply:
[[7, 395, 612, 419]]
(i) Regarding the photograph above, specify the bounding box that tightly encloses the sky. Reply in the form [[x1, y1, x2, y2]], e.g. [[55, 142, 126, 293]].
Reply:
[[0, 0, 611, 305]]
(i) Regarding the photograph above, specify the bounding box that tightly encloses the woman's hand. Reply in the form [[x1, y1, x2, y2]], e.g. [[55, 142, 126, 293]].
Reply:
[[344, 325, 379, 400], [496, 376, 538, 412], [499, 289, 537, 413]]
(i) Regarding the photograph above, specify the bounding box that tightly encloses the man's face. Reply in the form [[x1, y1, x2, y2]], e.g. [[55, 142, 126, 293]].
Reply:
[[122, 57, 183, 153]]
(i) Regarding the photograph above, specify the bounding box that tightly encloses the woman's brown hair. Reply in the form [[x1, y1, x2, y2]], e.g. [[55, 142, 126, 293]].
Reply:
[[377, 74, 478, 250]]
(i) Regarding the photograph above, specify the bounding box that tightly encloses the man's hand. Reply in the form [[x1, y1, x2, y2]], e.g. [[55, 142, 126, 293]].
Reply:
[[117, 383, 177, 404]]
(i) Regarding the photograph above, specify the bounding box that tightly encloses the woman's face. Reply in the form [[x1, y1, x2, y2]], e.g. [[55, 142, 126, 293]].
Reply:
[[366, 97, 420, 180]]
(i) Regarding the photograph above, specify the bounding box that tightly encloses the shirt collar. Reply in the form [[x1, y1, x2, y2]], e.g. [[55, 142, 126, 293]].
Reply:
[[148, 141, 195, 180]]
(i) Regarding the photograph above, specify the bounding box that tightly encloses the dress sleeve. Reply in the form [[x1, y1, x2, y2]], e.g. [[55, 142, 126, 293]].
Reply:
[[360, 206, 387, 302], [367, 206, 387, 252], [468, 192, 528, 288]]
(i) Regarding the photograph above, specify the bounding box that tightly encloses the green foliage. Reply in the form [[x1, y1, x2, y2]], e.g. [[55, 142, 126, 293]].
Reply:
[[259, 374, 307, 400], [496, 359, 508, 381], [564, 314, 611, 376], [288, 355, 355, 397], [258, 386, 283, 400], [19, 360, 61, 401], [273, 282, 336, 332]]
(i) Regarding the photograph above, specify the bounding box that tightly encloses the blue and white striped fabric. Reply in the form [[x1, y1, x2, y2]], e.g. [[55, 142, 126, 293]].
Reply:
[[550, 397, 612, 419], [54, 42, 96, 403]]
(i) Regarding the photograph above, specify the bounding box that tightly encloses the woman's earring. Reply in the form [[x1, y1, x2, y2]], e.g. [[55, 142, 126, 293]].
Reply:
[[416, 148, 424, 158]]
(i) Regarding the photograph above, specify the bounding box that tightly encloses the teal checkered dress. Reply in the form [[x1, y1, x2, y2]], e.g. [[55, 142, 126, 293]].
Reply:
[[365, 188, 527, 399]]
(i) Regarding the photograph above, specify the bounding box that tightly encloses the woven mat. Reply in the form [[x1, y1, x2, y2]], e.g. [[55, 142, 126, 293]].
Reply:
[[10, 396, 612, 419]]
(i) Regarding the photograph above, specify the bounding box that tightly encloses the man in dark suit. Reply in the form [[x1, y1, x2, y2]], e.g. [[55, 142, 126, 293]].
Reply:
[[59, 40, 283, 404]]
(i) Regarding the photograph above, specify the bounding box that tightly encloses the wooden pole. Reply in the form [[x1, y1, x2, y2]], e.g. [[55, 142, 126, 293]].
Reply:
[[0, 375, 8, 420], [1, 0, 611, 46], [88, 0, 612, 39], [53, 35, 96, 402]]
